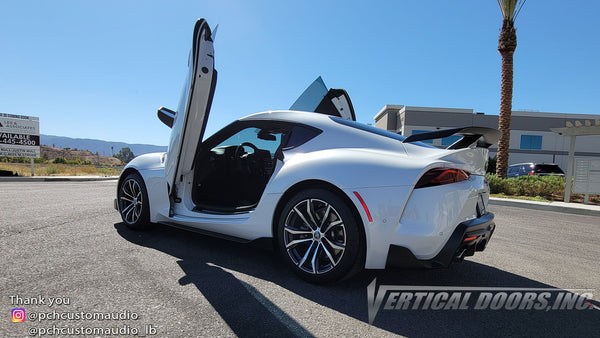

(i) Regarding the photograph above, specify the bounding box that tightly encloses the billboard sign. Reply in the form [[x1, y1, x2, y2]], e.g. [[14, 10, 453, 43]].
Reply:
[[0, 113, 40, 158]]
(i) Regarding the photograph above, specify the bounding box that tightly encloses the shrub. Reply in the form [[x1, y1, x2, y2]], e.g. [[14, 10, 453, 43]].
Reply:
[[487, 156, 497, 174], [486, 174, 565, 198], [53, 157, 67, 164]]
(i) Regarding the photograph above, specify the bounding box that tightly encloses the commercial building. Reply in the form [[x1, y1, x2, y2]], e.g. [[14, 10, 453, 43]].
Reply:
[[373, 105, 600, 171]]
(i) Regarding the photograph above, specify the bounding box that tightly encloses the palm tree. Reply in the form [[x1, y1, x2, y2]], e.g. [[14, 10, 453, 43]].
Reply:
[[495, 0, 526, 178]]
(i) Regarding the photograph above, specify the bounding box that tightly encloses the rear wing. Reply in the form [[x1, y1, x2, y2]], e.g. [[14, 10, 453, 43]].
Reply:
[[403, 127, 501, 149]]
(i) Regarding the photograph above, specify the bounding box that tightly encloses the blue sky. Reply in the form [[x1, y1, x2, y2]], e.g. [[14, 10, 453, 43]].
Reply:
[[1, 0, 598, 146]]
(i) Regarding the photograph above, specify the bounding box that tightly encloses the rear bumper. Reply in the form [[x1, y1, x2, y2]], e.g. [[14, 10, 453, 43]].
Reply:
[[386, 212, 495, 268]]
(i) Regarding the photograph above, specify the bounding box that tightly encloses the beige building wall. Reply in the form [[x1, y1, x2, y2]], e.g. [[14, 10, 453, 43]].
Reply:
[[373, 105, 600, 171]]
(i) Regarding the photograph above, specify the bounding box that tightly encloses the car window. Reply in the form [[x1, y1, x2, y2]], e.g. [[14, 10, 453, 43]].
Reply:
[[216, 127, 283, 155], [518, 165, 526, 175], [283, 125, 322, 150], [534, 164, 564, 174]]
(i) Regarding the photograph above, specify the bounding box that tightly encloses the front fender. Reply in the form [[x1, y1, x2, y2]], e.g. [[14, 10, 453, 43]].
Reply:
[[123, 152, 166, 171], [118, 152, 169, 223]]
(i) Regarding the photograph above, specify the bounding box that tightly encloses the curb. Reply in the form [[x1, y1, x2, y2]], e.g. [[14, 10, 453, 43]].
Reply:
[[0, 176, 119, 182], [489, 197, 600, 217]]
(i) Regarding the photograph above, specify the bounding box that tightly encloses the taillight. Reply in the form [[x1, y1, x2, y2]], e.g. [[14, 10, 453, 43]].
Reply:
[[415, 168, 470, 189]]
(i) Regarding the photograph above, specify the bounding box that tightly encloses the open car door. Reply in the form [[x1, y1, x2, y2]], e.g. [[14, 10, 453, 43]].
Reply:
[[164, 19, 217, 214], [290, 76, 356, 121]]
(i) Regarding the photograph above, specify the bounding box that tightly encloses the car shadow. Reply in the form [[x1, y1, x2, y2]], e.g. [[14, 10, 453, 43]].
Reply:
[[114, 222, 598, 337]]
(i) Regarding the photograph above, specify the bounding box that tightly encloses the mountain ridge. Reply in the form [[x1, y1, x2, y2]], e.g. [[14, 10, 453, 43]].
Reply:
[[40, 134, 167, 157]]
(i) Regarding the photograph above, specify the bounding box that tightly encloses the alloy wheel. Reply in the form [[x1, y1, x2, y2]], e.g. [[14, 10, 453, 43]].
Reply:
[[119, 178, 144, 225], [283, 198, 346, 274]]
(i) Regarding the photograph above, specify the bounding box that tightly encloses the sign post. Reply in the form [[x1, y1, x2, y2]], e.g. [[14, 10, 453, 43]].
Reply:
[[0, 113, 40, 176]]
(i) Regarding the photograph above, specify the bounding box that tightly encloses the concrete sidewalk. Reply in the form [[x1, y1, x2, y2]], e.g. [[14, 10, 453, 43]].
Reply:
[[0, 175, 118, 182], [489, 197, 600, 217]]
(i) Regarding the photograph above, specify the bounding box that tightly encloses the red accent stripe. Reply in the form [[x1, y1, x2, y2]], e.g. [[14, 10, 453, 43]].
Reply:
[[353, 191, 373, 222], [463, 236, 478, 242]]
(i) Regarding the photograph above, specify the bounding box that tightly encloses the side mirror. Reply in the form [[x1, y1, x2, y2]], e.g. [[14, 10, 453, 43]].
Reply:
[[157, 107, 176, 128]]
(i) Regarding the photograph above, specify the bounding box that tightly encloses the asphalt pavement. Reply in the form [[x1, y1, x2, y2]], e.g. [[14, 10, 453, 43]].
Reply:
[[1, 181, 598, 337]]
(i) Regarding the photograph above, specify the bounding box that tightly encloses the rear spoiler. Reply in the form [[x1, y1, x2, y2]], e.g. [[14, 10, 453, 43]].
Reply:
[[403, 127, 501, 149]]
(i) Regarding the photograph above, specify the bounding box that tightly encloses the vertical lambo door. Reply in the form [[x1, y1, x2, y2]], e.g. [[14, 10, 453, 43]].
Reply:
[[164, 19, 217, 216]]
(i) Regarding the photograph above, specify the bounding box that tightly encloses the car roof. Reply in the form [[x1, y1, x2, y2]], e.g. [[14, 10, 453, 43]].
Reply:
[[239, 110, 416, 152], [240, 110, 339, 125]]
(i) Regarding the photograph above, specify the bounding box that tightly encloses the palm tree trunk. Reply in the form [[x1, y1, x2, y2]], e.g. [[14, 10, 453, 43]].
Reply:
[[495, 17, 517, 179], [496, 51, 514, 178]]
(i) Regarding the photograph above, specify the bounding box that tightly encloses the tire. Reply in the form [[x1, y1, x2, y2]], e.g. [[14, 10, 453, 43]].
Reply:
[[118, 172, 151, 230], [277, 188, 362, 283]]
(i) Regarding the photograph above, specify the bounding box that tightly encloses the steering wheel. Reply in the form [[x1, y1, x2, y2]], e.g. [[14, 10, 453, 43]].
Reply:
[[235, 142, 259, 158], [234, 142, 259, 176]]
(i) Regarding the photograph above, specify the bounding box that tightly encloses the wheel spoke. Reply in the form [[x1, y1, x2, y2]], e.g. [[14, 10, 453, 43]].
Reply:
[[322, 220, 342, 235], [286, 238, 312, 249], [324, 237, 345, 251], [127, 180, 135, 196], [121, 202, 135, 214], [284, 227, 312, 235], [120, 196, 134, 203], [293, 206, 316, 231], [321, 243, 337, 267], [297, 241, 315, 267], [306, 200, 319, 229], [122, 186, 134, 199], [319, 205, 332, 229], [125, 206, 135, 223], [311, 242, 321, 274]]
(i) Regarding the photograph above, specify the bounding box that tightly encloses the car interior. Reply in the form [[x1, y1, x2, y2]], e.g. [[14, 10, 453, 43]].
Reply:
[[192, 126, 287, 213]]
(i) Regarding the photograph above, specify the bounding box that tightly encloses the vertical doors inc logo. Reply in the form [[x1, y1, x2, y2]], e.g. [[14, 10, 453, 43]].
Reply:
[[366, 279, 597, 324]]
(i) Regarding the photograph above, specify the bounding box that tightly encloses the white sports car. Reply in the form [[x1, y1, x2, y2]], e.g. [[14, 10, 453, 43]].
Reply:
[[115, 19, 500, 283]]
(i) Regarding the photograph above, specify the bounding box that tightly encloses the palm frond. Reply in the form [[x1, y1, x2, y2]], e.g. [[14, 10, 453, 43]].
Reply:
[[497, 0, 526, 22]]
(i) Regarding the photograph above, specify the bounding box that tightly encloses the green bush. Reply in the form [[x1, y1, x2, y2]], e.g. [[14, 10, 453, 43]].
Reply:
[[53, 157, 67, 164], [486, 174, 565, 198]]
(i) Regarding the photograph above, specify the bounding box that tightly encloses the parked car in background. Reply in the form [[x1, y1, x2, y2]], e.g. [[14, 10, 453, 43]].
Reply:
[[507, 163, 565, 178]]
